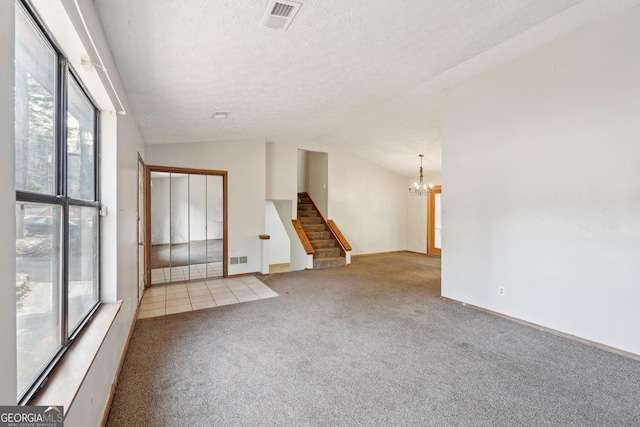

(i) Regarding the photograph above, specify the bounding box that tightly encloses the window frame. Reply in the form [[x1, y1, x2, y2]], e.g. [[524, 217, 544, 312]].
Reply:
[[15, 0, 101, 405]]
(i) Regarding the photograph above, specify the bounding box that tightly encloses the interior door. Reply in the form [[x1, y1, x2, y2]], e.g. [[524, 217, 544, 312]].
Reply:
[[137, 154, 146, 301], [428, 185, 442, 256]]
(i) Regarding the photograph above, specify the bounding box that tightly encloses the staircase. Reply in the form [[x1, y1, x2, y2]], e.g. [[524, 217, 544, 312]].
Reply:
[[297, 193, 346, 269]]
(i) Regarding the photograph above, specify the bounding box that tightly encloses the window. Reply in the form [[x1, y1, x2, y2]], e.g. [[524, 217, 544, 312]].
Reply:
[[14, 1, 100, 404]]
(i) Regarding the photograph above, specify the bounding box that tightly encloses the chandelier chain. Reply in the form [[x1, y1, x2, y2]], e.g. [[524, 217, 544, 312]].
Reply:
[[408, 154, 432, 196]]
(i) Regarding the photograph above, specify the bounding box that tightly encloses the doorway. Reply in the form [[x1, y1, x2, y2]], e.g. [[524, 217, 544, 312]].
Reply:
[[146, 166, 228, 286], [297, 149, 328, 217], [428, 185, 442, 256]]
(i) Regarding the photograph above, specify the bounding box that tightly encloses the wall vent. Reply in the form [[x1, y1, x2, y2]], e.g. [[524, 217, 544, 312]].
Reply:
[[260, 0, 302, 30], [230, 257, 239, 265], [239, 256, 248, 264]]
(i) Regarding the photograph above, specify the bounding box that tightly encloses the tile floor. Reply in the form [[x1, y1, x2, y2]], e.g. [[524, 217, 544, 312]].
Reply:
[[139, 275, 278, 319]]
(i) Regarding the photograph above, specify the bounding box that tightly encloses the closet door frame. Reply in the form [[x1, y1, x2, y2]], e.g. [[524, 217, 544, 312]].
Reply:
[[145, 165, 228, 287]]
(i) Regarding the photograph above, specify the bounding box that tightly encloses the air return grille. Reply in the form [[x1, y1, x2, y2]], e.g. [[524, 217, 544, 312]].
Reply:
[[260, 0, 302, 30], [272, 3, 294, 17]]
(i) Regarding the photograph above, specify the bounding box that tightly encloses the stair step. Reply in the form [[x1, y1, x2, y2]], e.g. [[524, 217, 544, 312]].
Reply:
[[298, 198, 311, 204], [313, 247, 341, 258], [301, 224, 326, 232], [298, 204, 314, 211], [297, 210, 317, 218], [299, 217, 322, 224], [306, 231, 331, 240], [313, 256, 346, 269], [311, 239, 335, 249]]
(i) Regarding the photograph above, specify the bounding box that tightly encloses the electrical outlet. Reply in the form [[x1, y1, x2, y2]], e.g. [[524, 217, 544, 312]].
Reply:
[[498, 287, 505, 296]]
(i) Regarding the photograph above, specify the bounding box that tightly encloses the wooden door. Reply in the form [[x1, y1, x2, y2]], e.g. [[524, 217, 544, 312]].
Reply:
[[428, 185, 442, 256]]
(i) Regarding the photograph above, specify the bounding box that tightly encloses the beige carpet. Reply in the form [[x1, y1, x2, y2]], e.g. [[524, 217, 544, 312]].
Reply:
[[106, 252, 640, 426]]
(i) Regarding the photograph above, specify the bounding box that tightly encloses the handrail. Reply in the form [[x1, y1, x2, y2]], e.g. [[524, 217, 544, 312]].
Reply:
[[292, 219, 315, 255], [327, 220, 352, 251]]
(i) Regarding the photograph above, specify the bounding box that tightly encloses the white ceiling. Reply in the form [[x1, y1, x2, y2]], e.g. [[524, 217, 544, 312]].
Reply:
[[94, 0, 638, 177]]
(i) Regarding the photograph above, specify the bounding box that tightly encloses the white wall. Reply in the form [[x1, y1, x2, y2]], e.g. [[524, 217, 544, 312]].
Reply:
[[267, 142, 298, 203], [273, 199, 309, 271], [442, 7, 640, 355], [265, 201, 290, 264], [296, 149, 329, 218], [0, 0, 17, 406], [267, 141, 407, 255], [296, 149, 306, 193], [329, 148, 407, 254], [306, 151, 329, 219], [146, 140, 266, 275]]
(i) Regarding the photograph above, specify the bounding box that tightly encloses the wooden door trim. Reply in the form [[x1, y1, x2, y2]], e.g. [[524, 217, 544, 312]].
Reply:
[[136, 153, 146, 292], [144, 159, 151, 288], [428, 185, 442, 256]]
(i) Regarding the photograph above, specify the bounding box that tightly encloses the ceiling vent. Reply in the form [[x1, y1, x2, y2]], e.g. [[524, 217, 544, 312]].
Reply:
[[260, 0, 302, 30]]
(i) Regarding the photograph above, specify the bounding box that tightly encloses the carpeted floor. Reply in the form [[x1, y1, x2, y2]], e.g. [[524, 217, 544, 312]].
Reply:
[[106, 252, 640, 426]]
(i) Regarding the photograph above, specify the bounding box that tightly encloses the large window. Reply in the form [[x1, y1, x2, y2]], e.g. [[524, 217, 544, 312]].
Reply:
[[15, 2, 100, 404]]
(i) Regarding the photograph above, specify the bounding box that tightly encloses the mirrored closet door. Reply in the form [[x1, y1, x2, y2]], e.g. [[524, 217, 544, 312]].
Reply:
[[148, 167, 227, 285]]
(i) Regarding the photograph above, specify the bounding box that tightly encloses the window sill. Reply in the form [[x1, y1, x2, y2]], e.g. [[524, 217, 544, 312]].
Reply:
[[30, 301, 122, 413]]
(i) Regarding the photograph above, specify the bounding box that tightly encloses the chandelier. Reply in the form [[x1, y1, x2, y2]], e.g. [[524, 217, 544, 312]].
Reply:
[[408, 154, 433, 196]]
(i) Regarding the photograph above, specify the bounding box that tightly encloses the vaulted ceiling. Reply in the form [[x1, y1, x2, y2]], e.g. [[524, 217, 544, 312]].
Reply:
[[94, 0, 636, 177]]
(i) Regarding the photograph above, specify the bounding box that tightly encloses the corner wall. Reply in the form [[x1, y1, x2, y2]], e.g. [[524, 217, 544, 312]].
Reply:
[[265, 201, 290, 264], [267, 141, 407, 255], [145, 140, 267, 275], [442, 7, 640, 355]]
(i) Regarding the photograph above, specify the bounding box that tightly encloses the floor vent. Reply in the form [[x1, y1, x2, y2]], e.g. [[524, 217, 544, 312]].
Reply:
[[260, 0, 302, 30]]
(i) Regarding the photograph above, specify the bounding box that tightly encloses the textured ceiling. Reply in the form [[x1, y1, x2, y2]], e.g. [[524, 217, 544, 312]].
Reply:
[[94, 0, 638, 177]]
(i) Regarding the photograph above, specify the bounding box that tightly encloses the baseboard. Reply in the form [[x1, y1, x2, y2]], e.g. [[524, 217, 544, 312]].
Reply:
[[351, 250, 407, 259], [100, 302, 140, 427], [441, 296, 640, 362], [403, 250, 442, 258], [228, 272, 259, 278], [352, 250, 441, 259]]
